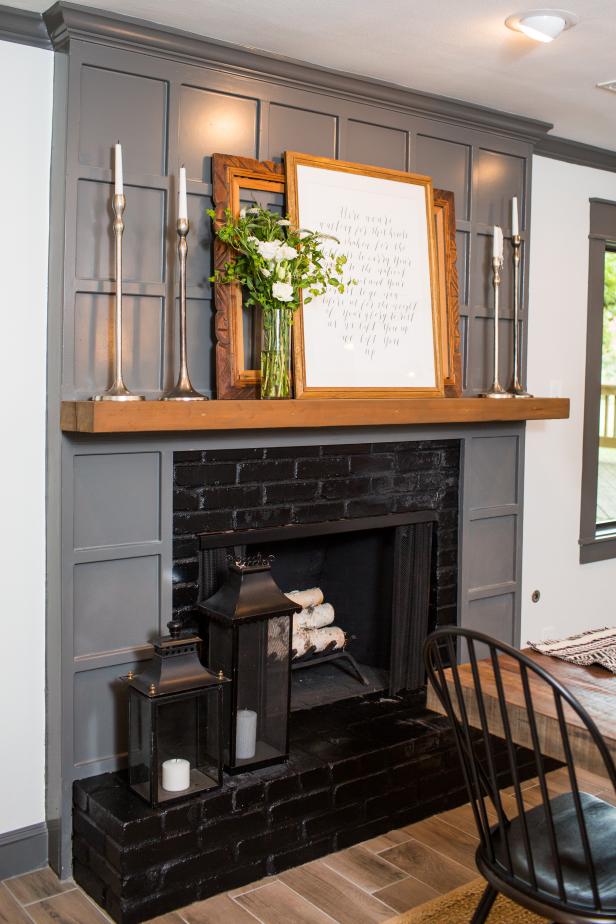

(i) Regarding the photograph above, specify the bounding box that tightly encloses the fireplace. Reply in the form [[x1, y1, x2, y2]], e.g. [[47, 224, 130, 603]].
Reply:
[[73, 438, 493, 924], [199, 511, 436, 710]]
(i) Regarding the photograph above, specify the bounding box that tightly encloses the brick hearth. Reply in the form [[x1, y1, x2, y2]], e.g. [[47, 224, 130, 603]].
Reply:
[[73, 691, 540, 924]]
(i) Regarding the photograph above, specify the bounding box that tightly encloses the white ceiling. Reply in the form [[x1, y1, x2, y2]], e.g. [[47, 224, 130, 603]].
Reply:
[[11, 0, 616, 149]]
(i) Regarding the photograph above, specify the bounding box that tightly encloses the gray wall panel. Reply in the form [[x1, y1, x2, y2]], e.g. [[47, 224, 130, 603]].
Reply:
[[467, 516, 516, 589], [346, 120, 407, 170], [79, 66, 168, 175], [74, 452, 161, 549], [73, 555, 160, 657], [74, 293, 164, 396], [468, 436, 518, 509], [74, 662, 139, 766], [76, 180, 165, 283], [466, 594, 515, 649], [473, 148, 525, 229], [268, 103, 338, 160], [414, 134, 470, 219], [178, 85, 258, 183]]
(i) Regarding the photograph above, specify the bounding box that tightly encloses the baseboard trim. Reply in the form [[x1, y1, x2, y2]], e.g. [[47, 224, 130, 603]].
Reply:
[[0, 822, 48, 879]]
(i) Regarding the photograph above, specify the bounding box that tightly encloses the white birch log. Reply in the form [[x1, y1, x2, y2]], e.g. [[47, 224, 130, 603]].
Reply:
[[291, 632, 311, 658], [305, 626, 346, 653], [286, 587, 324, 609], [294, 602, 335, 631]]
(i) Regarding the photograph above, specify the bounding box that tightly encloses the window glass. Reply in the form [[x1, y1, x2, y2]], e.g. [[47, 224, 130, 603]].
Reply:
[[597, 249, 616, 527]]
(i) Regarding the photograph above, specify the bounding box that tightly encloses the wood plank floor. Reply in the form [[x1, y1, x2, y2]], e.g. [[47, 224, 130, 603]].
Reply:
[[1, 768, 606, 924]]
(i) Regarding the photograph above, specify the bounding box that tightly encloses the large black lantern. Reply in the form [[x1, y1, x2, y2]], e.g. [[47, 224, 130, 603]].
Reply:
[[199, 557, 301, 773], [127, 620, 228, 806]]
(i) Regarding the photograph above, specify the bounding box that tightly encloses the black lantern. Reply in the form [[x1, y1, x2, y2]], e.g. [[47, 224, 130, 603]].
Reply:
[[127, 620, 228, 806], [199, 557, 301, 773]]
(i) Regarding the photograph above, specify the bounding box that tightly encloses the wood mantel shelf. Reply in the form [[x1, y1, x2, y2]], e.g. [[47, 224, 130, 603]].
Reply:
[[60, 397, 570, 434]]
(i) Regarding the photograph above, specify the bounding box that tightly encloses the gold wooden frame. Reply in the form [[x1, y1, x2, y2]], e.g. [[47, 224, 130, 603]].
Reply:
[[284, 151, 445, 399], [212, 153, 284, 399], [434, 189, 461, 397], [212, 153, 461, 399]]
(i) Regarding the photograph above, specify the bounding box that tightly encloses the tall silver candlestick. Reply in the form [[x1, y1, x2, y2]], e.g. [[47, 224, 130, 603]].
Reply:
[[481, 256, 512, 398], [162, 217, 207, 401], [510, 234, 532, 397], [93, 193, 144, 401]]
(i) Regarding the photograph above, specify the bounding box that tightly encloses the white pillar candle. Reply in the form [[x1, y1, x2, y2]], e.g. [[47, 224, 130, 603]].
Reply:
[[236, 709, 258, 760], [492, 225, 503, 261], [114, 141, 123, 196], [161, 758, 190, 792], [178, 166, 188, 221], [511, 197, 519, 237]]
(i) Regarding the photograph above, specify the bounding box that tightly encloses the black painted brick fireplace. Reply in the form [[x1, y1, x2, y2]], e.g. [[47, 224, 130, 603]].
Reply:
[[73, 439, 491, 923]]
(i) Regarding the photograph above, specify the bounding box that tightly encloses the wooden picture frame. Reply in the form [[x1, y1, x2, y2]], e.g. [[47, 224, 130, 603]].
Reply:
[[285, 151, 444, 399], [212, 153, 461, 399], [434, 189, 461, 397], [212, 153, 284, 399]]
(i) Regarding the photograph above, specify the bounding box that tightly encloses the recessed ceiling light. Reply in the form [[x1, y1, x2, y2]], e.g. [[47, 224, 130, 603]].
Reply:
[[505, 9, 579, 43], [597, 80, 616, 94]]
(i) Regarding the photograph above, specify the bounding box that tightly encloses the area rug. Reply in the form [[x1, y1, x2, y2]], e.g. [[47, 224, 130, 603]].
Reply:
[[385, 878, 549, 923], [528, 625, 616, 673]]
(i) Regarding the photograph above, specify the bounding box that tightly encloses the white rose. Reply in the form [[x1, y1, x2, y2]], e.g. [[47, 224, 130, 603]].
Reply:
[[277, 219, 291, 226], [239, 208, 247, 219], [272, 282, 294, 302], [275, 244, 298, 261], [257, 240, 282, 260]]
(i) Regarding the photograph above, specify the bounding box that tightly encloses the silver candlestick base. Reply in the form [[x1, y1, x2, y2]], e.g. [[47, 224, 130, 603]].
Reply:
[[162, 217, 208, 402], [92, 192, 145, 402], [480, 255, 515, 399], [509, 233, 533, 398]]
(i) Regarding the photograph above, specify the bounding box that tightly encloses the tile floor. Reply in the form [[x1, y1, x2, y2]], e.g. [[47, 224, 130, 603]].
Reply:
[[1, 767, 609, 924]]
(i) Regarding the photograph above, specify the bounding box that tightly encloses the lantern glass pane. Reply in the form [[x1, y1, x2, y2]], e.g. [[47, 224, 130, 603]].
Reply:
[[235, 615, 290, 766], [128, 690, 152, 801], [154, 691, 220, 803], [208, 620, 234, 764]]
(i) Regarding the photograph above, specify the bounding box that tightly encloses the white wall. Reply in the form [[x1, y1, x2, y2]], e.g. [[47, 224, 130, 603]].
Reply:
[[0, 40, 53, 835], [521, 156, 616, 644]]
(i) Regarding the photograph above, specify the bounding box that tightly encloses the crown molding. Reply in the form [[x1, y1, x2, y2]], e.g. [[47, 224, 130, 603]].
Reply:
[[536, 134, 616, 173], [0, 4, 51, 48], [42, 2, 552, 145]]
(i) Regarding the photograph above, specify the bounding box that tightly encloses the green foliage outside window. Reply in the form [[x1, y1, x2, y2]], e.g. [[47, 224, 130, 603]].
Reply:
[[602, 251, 616, 384]]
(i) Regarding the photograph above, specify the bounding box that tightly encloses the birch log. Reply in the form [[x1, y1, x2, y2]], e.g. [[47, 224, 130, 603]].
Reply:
[[308, 626, 346, 653], [295, 603, 335, 631], [286, 587, 324, 608]]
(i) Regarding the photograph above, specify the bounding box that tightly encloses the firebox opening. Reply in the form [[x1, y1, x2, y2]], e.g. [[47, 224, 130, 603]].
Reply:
[[252, 527, 395, 709]]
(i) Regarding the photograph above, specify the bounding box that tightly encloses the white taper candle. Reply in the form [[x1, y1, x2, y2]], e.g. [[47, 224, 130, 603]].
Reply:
[[178, 166, 188, 221], [236, 709, 258, 760], [161, 758, 190, 792], [492, 225, 503, 261], [114, 142, 123, 196], [511, 197, 519, 237]]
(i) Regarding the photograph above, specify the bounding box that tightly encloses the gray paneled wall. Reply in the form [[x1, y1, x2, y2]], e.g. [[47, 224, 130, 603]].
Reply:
[[47, 12, 538, 877], [61, 39, 532, 400]]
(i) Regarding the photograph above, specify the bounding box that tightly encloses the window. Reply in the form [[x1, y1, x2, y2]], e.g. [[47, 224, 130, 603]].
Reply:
[[597, 249, 616, 528], [580, 200, 616, 562]]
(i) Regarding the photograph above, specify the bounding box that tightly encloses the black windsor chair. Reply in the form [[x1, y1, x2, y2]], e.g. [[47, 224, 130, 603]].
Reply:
[[424, 626, 616, 924]]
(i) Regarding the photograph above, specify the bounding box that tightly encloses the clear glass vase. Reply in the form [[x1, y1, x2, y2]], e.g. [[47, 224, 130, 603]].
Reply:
[[260, 307, 292, 399]]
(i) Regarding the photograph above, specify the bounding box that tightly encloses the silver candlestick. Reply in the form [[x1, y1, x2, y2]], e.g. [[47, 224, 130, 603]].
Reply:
[[93, 193, 144, 401], [509, 233, 533, 397], [481, 256, 512, 398], [162, 217, 207, 401]]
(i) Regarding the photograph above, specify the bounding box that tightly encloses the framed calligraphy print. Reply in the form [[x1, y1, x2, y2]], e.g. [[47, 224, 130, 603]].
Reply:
[[285, 152, 445, 399]]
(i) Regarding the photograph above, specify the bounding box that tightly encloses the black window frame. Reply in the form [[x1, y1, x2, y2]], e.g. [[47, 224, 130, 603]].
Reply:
[[580, 199, 616, 562]]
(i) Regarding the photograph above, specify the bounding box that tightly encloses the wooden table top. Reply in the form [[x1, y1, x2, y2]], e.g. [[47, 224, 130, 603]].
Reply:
[[426, 648, 616, 779]]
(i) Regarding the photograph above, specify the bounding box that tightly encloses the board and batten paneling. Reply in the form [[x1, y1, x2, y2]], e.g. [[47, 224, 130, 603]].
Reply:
[[47, 20, 538, 877]]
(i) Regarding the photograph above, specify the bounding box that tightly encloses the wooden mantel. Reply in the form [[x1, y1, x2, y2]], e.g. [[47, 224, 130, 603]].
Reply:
[[60, 396, 569, 434]]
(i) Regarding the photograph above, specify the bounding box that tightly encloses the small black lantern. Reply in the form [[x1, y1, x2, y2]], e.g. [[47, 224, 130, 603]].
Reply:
[[199, 556, 301, 773], [127, 620, 228, 806]]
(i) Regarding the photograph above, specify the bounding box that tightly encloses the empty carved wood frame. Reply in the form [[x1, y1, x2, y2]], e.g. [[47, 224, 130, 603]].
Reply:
[[212, 153, 284, 399], [211, 153, 461, 398]]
